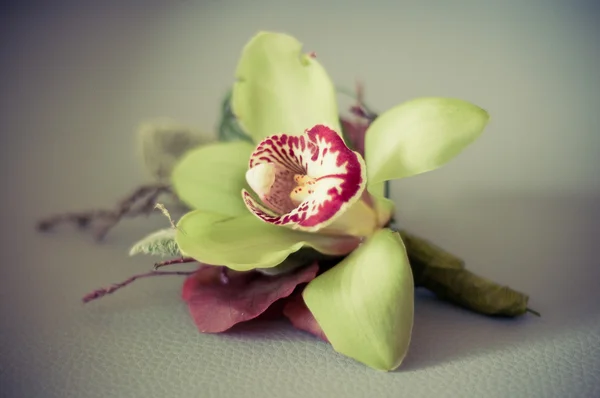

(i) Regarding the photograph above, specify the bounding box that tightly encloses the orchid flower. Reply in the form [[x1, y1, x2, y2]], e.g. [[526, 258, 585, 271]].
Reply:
[[243, 124, 378, 238], [171, 32, 489, 371]]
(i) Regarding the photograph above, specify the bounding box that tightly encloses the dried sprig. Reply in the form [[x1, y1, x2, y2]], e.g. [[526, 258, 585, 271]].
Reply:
[[36, 183, 175, 240], [82, 270, 197, 303], [153, 257, 197, 270]]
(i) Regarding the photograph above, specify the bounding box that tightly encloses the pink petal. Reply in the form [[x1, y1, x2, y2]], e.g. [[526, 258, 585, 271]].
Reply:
[[243, 125, 366, 232], [182, 264, 319, 333], [283, 293, 329, 342]]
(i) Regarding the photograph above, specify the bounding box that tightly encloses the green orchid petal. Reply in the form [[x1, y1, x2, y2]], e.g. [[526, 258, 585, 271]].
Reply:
[[372, 194, 395, 228], [365, 97, 490, 185], [367, 183, 394, 227], [303, 228, 414, 371], [171, 141, 254, 216], [231, 31, 341, 141], [367, 181, 385, 198], [175, 210, 360, 272]]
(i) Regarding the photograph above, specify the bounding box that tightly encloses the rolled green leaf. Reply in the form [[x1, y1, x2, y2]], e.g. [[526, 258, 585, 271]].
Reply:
[[415, 265, 531, 317], [395, 229, 533, 317], [397, 229, 465, 285]]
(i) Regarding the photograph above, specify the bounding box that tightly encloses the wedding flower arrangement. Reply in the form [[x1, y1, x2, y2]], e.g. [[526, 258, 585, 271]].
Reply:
[[38, 31, 538, 371]]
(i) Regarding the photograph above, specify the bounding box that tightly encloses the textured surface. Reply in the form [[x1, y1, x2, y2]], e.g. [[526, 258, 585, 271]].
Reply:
[[1, 1, 600, 397]]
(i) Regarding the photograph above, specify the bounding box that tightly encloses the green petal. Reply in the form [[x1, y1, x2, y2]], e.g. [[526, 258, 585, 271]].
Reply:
[[175, 210, 360, 271], [367, 181, 385, 198], [303, 228, 414, 371], [367, 183, 395, 227], [171, 141, 254, 216], [365, 97, 490, 185], [231, 31, 341, 141], [372, 194, 395, 228]]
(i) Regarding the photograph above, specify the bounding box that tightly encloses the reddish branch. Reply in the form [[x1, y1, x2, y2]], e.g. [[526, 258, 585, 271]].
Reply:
[[350, 81, 378, 122], [36, 183, 174, 241], [154, 257, 197, 270], [82, 270, 197, 303], [83, 263, 233, 303], [154, 258, 230, 283]]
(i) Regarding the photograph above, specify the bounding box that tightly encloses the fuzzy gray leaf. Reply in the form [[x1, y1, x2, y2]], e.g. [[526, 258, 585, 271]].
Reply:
[[137, 118, 214, 181], [129, 228, 180, 257]]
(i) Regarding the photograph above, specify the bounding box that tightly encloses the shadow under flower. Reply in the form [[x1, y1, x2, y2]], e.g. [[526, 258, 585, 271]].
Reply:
[[221, 318, 297, 341], [399, 290, 540, 372]]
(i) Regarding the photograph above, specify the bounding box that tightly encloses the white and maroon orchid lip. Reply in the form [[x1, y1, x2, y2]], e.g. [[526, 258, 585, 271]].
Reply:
[[242, 125, 367, 233]]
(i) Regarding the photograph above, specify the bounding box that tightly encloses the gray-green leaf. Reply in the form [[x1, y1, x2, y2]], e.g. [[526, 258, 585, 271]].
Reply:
[[137, 118, 214, 181], [129, 228, 180, 257]]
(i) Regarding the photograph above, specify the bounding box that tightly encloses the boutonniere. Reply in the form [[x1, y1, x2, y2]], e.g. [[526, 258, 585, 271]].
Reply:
[[38, 31, 538, 372]]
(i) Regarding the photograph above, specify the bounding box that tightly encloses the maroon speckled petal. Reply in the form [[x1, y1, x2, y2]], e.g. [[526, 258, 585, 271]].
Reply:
[[243, 125, 366, 232], [246, 162, 297, 215], [182, 264, 319, 333]]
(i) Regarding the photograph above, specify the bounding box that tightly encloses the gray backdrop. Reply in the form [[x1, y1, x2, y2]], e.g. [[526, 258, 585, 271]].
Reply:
[[1, 1, 599, 397]]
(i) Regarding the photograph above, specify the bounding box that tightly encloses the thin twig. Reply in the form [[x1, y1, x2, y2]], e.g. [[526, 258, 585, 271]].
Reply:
[[351, 81, 378, 121], [526, 308, 542, 317], [154, 257, 197, 270], [36, 183, 174, 241], [82, 270, 197, 304], [335, 84, 376, 117]]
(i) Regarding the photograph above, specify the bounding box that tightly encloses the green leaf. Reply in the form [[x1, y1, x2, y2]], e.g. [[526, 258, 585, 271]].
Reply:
[[175, 210, 359, 272], [137, 118, 213, 182], [231, 31, 341, 142], [171, 141, 254, 216], [365, 97, 490, 185], [303, 228, 414, 371], [128, 228, 180, 257], [217, 89, 254, 143]]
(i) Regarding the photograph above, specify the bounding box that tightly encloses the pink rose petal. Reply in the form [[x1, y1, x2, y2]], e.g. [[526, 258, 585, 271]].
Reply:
[[283, 292, 329, 342], [182, 263, 319, 333]]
